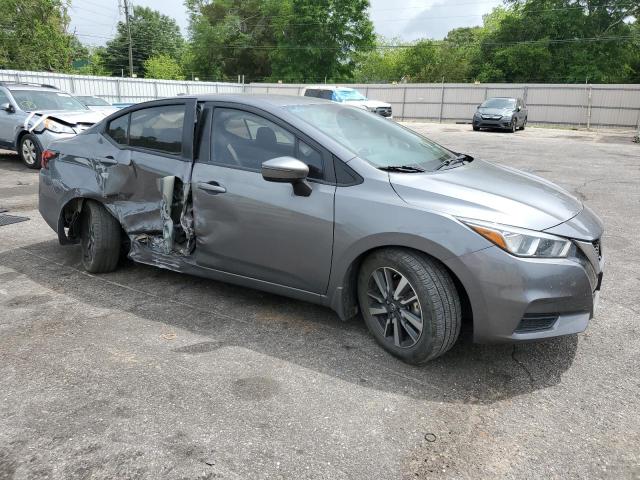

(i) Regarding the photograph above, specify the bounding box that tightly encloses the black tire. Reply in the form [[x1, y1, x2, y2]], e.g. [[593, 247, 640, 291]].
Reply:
[[472, 125, 480, 131], [19, 133, 42, 169], [520, 117, 527, 130], [509, 118, 517, 133], [357, 248, 461, 364], [80, 200, 121, 273]]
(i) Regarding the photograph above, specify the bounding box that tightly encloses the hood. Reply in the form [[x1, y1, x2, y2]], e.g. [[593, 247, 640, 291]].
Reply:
[[344, 99, 391, 109], [31, 109, 105, 125], [390, 159, 583, 231], [476, 107, 514, 117]]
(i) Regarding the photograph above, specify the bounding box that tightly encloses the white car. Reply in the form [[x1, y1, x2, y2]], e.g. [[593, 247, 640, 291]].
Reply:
[[75, 95, 119, 116], [302, 86, 392, 118]]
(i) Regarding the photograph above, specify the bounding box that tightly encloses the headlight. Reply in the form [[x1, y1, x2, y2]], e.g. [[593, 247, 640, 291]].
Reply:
[[43, 118, 75, 134], [460, 219, 572, 258]]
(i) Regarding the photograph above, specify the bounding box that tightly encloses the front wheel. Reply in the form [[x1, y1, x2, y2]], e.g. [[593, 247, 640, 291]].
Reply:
[[80, 200, 122, 273], [520, 117, 527, 130], [509, 118, 517, 133], [357, 249, 461, 364], [19, 133, 42, 169]]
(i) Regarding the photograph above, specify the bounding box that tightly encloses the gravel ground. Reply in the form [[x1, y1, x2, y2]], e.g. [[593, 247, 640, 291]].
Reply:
[[0, 123, 638, 480]]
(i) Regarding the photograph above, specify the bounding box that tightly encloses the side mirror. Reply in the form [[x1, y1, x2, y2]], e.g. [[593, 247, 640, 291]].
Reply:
[[1, 102, 15, 113], [477, 105, 481, 109], [262, 156, 312, 197], [517, 106, 522, 112]]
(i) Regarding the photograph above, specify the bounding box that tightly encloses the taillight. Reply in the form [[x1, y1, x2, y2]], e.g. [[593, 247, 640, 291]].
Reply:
[[41, 149, 58, 169]]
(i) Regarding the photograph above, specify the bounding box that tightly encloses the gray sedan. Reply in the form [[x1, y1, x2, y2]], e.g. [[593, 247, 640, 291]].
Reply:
[[38, 95, 604, 364]]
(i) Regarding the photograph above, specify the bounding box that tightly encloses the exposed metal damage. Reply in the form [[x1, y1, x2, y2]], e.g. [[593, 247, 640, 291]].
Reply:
[[131, 176, 195, 260]]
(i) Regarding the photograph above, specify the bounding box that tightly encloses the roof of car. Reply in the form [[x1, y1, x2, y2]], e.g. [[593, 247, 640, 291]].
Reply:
[[1, 82, 61, 91], [132, 94, 332, 110], [304, 86, 357, 91]]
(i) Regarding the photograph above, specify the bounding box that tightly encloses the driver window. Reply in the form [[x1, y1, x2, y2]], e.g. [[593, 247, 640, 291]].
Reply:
[[211, 108, 325, 179], [211, 108, 295, 171]]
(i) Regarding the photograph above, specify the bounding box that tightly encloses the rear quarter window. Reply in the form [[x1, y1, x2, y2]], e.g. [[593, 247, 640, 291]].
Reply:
[[106, 114, 129, 145]]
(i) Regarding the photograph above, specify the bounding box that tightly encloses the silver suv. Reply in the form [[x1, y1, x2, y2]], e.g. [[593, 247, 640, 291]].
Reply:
[[0, 82, 106, 168]]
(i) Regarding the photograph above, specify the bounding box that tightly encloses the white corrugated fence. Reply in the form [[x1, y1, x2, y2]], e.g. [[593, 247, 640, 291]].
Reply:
[[1, 70, 639, 129]]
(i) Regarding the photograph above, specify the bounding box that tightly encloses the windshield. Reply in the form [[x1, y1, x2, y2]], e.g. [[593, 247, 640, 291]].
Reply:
[[10, 90, 88, 112], [481, 98, 516, 109], [77, 96, 111, 106], [286, 103, 455, 171], [334, 88, 367, 102]]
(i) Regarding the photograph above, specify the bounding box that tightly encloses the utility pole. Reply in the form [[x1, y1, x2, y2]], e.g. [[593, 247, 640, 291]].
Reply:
[[122, 0, 134, 77]]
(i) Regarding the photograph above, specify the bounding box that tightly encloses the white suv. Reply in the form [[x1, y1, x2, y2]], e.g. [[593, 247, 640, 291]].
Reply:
[[302, 86, 392, 118]]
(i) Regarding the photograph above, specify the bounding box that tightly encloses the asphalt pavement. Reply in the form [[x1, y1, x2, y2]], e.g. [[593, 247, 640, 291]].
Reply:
[[0, 124, 638, 479]]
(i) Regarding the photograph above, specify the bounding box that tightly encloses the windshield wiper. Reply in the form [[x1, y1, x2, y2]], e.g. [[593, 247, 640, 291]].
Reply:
[[436, 154, 473, 170], [379, 165, 426, 173]]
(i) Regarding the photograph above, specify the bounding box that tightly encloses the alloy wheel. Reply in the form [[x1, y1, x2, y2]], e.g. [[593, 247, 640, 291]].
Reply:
[[21, 139, 37, 165], [366, 267, 424, 348]]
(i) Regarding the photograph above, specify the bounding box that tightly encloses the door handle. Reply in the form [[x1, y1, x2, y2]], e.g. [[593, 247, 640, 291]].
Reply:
[[197, 182, 227, 194]]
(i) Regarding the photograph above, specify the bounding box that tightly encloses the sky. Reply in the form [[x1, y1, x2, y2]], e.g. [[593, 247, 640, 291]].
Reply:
[[69, 0, 504, 47]]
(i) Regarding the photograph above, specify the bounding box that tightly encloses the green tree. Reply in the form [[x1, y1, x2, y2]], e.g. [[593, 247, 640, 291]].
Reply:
[[185, 0, 285, 82], [144, 53, 185, 80], [71, 45, 110, 76], [352, 37, 406, 83], [103, 6, 184, 77], [270, 0, 375, 82], [475, 1, 640, 83], [0, 0, 77, 71]]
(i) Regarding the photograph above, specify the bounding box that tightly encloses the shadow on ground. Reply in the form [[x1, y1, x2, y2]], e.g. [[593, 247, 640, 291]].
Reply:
[[1, 240, 579, 405], [0, 152, 29, 172]]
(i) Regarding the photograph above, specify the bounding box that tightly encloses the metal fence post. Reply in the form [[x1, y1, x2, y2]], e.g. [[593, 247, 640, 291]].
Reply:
[[401, 85, 407, 120], [523, 85, 528, 104], [115, 78, 122, 103], [153, 81, 159, 99], [438, 78, 445, 123], [586, 85, 592, 130], [69, 75, 75, 94]]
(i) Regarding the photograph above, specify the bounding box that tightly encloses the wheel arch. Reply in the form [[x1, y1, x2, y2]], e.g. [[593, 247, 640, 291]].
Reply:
[[56, 195, 122, 245], [328, 240, 474, 336]]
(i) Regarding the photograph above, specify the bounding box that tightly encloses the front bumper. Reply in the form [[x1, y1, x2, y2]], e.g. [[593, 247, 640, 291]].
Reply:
[[445, 241, 604, 343], [473, 116, 512, 129]]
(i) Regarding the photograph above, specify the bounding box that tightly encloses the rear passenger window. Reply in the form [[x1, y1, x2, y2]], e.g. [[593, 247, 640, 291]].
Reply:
[[106, 114, 129, 145], [129, 104, 185, 154]]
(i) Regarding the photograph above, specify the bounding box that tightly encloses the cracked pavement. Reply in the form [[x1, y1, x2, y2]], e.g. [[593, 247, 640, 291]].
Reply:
[[1, 123, 639, 479]]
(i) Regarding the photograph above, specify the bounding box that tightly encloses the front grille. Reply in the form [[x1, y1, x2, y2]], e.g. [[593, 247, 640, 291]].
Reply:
[[375, 107, 392, 117], [515, 314, 558, 333], [481, 114, 501, 120]]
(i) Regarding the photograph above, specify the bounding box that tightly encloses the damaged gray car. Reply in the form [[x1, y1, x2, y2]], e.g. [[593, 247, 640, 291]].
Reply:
[[39, 95, 604, 364]]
